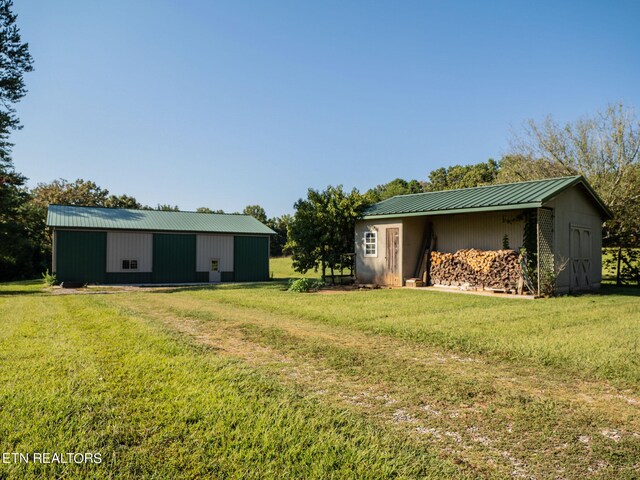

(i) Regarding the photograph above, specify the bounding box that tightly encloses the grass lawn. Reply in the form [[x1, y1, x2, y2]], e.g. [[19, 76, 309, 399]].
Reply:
[[1, 265, 639, 478], [269, 256, 320, 279]]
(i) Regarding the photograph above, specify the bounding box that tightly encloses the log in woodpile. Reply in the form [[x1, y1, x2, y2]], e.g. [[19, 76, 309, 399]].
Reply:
[[430, 249, 523, 292]]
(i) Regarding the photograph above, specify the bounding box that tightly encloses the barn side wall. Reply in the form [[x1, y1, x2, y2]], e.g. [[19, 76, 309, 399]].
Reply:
[[430, 210, 525, 253], [543, 186, 604, 291], [53, 229, 270, 284], [106, 232, 153, 272], [355, 219, 403, 285], [196, 234, 234, 273]]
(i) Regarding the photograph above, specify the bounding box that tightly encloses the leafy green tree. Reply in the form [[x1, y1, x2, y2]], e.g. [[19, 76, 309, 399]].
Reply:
[[156, 204, 179, 211], [0, 0, 34, 280], [502, 103, 640, 284], [267, 214, 291, 257], [30, 178, 110, 208], [105, 194, 142, 209], [286, 186, 368, 282], [365, 178, 423, 202], [243, 204, 267, 223], [423, 159, 500, 191], [196, 207, 225, 213]]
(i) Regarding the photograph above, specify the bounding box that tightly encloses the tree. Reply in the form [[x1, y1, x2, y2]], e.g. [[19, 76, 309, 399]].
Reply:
[[286, 186, 368, 282], [156, 204, 179, 211], [0, 1, 34, 280], [422, 159, 500, 191], [502, 103, 640, 284], [105, 194, 142, 209], [267, 214, 291, 257], [0, 0, 33, 163], [30, 178, 110, 208], [243, 204, 267, 223], [196, 207, 225, 213], [365, 178, 423, 202]]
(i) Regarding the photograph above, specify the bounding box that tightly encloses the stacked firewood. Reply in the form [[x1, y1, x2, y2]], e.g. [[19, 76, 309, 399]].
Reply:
[[430, 249, 523, 291]]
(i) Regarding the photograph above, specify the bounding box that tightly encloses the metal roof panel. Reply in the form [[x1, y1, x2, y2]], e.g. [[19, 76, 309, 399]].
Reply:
[[46, 205, 276, 235], [363, 176, 612, 218]]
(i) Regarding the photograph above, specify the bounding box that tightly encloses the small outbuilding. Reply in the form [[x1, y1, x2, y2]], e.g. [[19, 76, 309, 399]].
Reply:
[[47, 205, 275, 284], [355, 176, 612, 294]]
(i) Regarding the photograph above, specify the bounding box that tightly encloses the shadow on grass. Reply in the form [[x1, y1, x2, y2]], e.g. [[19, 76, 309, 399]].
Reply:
[[152, 280, 290, 294], [0, 279, 46, 296], [0, 289, 45, 296], [599, 284, 640, 297]]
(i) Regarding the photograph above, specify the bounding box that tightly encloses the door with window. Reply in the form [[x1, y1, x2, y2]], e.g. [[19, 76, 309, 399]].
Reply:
[[570, 225, 592, 291], [209, 258, 221, 283], [385, 228, 400, 286]]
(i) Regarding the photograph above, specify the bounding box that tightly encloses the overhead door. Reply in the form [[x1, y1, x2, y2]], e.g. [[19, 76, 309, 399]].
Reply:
[[152, 233, 197, 283], [234, 236, 269, 282], [55, 230, 106, 284]]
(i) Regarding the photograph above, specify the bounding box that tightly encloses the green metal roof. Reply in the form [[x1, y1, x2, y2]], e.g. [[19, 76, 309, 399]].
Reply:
[[47, 205, 276, 235], [363, 176, 612, 219]]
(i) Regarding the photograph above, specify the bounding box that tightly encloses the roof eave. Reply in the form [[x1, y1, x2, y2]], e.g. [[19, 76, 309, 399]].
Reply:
[[47, 225, 276, 235], [539, 176, 613, 220], [362, 203, 541, 220]]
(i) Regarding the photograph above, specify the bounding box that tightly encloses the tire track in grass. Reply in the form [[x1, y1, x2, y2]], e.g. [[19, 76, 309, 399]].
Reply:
[[105, 292, 640, 478]]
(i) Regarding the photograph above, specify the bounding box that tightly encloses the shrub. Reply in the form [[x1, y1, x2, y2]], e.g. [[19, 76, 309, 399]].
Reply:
[[42, 269, 57, 286], [287, 278, 324, 293]]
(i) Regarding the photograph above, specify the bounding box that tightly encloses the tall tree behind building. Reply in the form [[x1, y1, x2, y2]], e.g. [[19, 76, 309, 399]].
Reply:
[[501, 103, 640, 284], [0, 0, 34, 280]]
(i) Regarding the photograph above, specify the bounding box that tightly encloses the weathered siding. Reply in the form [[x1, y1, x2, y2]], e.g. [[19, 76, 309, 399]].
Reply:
[[196, 235, 234, 272], [234, 236, 269, 282], [152, 233, 197, 283], [355, 219, 403, 285], [106, 232, 153, 272], [543, 186, 604, 291], [55, 230, 106, 284], [430, 210, 525, 253]]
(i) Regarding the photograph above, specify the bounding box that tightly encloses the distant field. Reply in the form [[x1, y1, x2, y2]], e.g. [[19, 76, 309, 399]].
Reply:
[[270, 256, 320, 279], [1, 276, 639, 478]]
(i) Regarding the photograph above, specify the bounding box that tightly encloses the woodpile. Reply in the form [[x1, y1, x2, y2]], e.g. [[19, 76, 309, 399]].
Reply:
[[430, 249, 523, 292]]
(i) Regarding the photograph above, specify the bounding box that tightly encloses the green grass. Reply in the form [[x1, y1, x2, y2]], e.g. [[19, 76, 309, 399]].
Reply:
[[0, 292, 464, 479], [184, 283, 640, 386], [1, 279, 639, 478], [270, 256, 320, 279]]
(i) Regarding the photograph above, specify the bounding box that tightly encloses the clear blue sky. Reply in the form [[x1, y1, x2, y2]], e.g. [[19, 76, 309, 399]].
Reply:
[[11, 0, 640, 216]]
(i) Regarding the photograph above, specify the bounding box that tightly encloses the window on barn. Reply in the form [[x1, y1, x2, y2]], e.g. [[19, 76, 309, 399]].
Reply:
[[364, 231, 377, 257], [122, 259, 138, 270]]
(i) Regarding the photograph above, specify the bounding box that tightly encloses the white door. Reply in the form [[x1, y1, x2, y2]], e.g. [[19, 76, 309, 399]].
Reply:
[[209, 259, 221, 283]]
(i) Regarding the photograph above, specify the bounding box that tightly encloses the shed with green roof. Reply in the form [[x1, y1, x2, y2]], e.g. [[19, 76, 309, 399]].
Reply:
[[47, 206, 275, 285], [356, 176, 611, 294]]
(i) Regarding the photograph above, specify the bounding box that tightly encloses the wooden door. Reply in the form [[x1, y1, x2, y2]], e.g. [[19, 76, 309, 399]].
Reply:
[[570, 226, 592, 291], [385, 228, 400, 286]]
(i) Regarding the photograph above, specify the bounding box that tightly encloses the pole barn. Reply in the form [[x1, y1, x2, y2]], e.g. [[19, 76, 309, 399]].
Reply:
[[47, 205, 275, 285]]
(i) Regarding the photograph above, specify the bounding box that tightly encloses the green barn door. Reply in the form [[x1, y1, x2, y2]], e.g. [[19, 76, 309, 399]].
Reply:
[[56, 230, 106, 284], [234, 236, 269, 282], [152, 234, 197, 283]]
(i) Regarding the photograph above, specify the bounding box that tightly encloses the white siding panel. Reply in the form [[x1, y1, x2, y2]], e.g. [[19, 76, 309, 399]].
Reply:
[[431, 211, 524, 253], [106, 232, 153, 272], [196, 235, 234, 272]]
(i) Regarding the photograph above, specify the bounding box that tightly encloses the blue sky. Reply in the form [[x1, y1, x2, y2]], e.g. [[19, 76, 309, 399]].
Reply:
[[11, 1, 640, 216]]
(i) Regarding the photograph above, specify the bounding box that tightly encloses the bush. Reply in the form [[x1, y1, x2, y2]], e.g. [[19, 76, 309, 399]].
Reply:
[[287, 278, 323, 293], [42, 269, 57, 286]]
